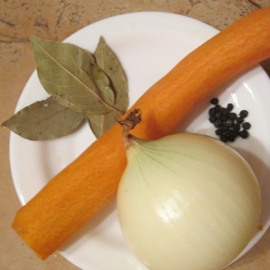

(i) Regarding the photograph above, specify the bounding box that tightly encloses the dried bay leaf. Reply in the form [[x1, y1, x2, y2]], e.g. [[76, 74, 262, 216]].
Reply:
[[2, 97, 85, 140], [4, 36, 129, 141], [94, 36, 129, 113], [30, 36, 118, 115], [86, 110, 122, 139]]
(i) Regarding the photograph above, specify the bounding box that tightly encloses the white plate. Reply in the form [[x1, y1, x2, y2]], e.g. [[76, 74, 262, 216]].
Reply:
[[10, 12, 270, 270]]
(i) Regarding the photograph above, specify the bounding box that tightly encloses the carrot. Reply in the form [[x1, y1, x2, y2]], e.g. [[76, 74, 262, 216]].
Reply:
[[12, 8, 270, 260]]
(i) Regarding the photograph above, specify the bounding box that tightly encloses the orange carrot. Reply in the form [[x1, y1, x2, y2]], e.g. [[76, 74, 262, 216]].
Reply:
[[12, 8, 270, 260]]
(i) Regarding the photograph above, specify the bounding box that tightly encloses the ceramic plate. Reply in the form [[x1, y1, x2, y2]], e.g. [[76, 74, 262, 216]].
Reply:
[[10, 12, 270, 270]]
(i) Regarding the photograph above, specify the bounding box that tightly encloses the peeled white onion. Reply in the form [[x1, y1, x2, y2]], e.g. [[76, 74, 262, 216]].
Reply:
[[117, 132, 261, 270]]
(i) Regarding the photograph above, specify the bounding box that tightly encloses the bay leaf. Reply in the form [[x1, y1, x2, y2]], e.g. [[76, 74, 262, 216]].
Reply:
[[30, 36, 118, 115], [86, 110, 122, 139], [94, 36, 129, 113], [2, 97, 85, 141]]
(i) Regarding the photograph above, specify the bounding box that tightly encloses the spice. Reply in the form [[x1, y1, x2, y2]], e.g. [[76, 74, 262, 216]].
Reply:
[[208, 98, 251, 142]]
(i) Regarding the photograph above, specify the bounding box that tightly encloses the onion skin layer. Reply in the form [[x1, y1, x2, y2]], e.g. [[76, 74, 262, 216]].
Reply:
[[117, 133, 261, 270]]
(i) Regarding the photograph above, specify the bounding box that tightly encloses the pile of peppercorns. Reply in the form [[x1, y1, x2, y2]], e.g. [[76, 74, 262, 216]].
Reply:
[[208, 98, 251, 143]]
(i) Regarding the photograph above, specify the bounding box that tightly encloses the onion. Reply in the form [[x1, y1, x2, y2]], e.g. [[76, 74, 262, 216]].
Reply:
[[117, 110, 261, 270]]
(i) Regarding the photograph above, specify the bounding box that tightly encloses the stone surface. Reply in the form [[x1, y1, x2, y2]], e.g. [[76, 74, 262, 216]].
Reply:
[[1, 1, 270, 269]]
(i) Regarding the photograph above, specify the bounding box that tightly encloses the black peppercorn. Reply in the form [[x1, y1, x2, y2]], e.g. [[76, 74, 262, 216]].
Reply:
[[240, 110, 248, 118], [239, 130, 249, 138], [233, 123, 241, 131], [220, 135, 228, 142], [214, 119, 223, 128], [227, 103, 234, 111], [209, 108, 216, 116], [227, 134, 236, 142], [242, 122, 251, 130], [228, 112, 237, 120], [236, 117, 244, 124], [210, 98, 219, 105], [221, 107, 229, 115], [209, 116, 216, 123]]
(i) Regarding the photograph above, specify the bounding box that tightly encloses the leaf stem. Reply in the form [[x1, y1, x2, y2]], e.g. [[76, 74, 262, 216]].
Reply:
[[118, 109, 141, 148]]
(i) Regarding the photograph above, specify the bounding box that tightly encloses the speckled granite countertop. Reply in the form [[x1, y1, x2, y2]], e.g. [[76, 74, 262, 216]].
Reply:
[[1, 1, 270, 269]]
